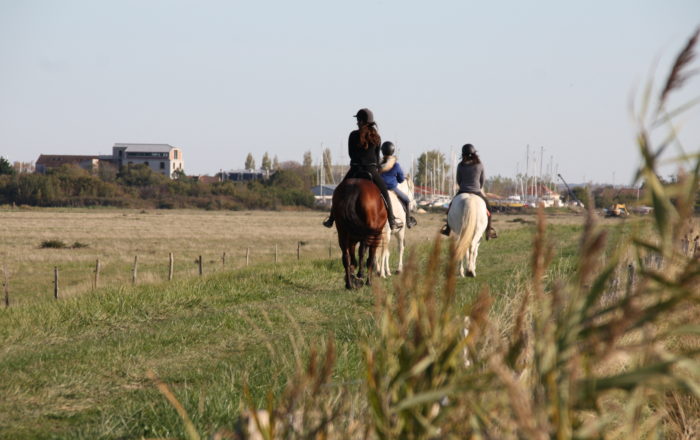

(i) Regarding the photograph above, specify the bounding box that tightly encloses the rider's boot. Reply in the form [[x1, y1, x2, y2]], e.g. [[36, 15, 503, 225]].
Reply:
[[440, 222, 450, 236], [485, 212, 497, 240], [441, 199, 454, 236], [323, 214, 334, 228], [400, 199, 417, 228]]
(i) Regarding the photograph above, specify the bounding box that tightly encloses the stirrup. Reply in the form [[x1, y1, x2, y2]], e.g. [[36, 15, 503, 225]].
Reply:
[[323, 217, 334, 228], [440, 224, 450, 236]]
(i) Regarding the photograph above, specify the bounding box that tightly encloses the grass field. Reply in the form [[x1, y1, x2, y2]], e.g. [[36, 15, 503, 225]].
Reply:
[[0, 208, 590, 438], [0, 207, 586, 307], [1, 208, 344, 306]]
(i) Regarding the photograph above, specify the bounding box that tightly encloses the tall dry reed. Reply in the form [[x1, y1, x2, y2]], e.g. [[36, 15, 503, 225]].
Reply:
[[152, 28, 700, 439]]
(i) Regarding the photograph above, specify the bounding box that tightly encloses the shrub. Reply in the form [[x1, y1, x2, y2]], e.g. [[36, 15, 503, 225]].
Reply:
[[117, 164, 169, 187], [40, 240, 67, 249], [0, 157, 15, 175]]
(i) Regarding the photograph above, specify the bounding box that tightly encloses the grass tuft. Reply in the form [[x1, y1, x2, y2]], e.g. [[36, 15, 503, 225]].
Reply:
[[40, 239, 67, 249]]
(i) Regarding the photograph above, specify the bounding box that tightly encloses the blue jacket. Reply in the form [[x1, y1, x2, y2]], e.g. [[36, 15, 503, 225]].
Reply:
[[381, 161, 405, 190]]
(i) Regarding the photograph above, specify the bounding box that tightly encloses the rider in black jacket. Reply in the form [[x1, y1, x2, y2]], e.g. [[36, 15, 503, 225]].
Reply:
[[323, 108, 403, 230]]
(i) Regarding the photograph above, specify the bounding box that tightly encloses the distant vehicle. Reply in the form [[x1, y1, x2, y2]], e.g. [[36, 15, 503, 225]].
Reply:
[[605, 203, 629, 218], [631, 205, 653, 215], [430, 197, 451, 209], [496, 196, 526, 209]]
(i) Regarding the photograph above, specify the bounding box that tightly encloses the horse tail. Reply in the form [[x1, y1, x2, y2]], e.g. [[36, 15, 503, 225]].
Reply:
[[454, 196, 479, 261], [341, 185, 363, 232], [333, 179, 386, 251], [340, 184, 379, 239]]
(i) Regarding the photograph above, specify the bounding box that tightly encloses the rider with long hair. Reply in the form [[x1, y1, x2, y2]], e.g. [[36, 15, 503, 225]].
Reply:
[[440, 143, 498, 239], [323, 108, 403, 230]]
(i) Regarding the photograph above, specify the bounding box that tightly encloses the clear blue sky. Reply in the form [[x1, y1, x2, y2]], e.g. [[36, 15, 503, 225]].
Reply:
[[1, 0, 698, 184]]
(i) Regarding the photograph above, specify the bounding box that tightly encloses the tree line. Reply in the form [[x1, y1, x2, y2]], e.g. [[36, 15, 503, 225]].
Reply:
[[0, 157, 315, 210], [3, 154, 693, 211]]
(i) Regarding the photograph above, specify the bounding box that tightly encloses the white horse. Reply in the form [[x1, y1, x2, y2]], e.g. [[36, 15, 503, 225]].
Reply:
[[376, 178, 416, 277], [447, 193, 489, 277]]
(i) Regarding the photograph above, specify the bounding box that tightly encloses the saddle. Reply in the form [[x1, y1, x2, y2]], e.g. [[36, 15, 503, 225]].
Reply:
[[348, 164, 376, 181]]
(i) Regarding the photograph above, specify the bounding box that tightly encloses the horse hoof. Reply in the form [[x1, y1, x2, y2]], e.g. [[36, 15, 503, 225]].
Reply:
[[466, 271, 476, 278]]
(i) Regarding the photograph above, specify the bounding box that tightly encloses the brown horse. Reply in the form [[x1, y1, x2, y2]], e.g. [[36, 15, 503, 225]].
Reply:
[[331, 178, 387, 289]]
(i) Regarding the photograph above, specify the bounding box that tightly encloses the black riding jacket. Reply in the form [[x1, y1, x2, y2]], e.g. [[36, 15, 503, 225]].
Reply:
[[348, 130, 380, 169]]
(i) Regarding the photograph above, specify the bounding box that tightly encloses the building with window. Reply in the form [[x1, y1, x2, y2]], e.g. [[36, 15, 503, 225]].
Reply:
[[223, 169, 272, 182], [112, 143, 184, 178]]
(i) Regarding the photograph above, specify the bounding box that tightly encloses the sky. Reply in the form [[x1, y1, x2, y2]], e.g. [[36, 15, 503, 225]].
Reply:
[[1, 0, 699, 184]]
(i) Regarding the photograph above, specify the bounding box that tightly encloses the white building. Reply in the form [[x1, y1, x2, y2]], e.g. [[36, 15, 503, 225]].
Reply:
[[112, 143, 184, 178]]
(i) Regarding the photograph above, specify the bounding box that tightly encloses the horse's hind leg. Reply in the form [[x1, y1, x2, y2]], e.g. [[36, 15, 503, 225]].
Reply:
[[365, 245, 378, 286], [339, 237, 355, 289], [467, 242, 480, 277], [396, 232, 405, 274], [357, 242, 367, 281], [349, 243, 358, 268], [464, 250, 475, 278], [346, 242, 362, 289], [380, 251, 389, 278], [342, 247, 353, 289]]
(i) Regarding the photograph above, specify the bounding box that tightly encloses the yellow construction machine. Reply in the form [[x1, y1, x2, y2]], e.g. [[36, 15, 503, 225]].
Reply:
[[605, 203, 629, 218]]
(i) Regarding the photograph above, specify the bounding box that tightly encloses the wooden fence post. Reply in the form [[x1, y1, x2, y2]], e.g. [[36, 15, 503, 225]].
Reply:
[[54, 266, 59, 300], [329, 241, 332, 259], [3, 265, 8, 308], [198, 255, 203, 276], [626, 263, 635, 294], [246, 248, 250, 267], [132, 256, 138, 285], [93, 258, 100, 290], [168, 252, 174, 281], [274, 244, 278, 264], [222, 252, 226, 268], [297, 242, 301, 260]]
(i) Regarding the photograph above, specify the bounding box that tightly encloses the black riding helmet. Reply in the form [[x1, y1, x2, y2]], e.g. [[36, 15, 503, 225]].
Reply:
[[353, 108, 374, 124], [462, 143, 477, 158], [381, 141, 395, 156]]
